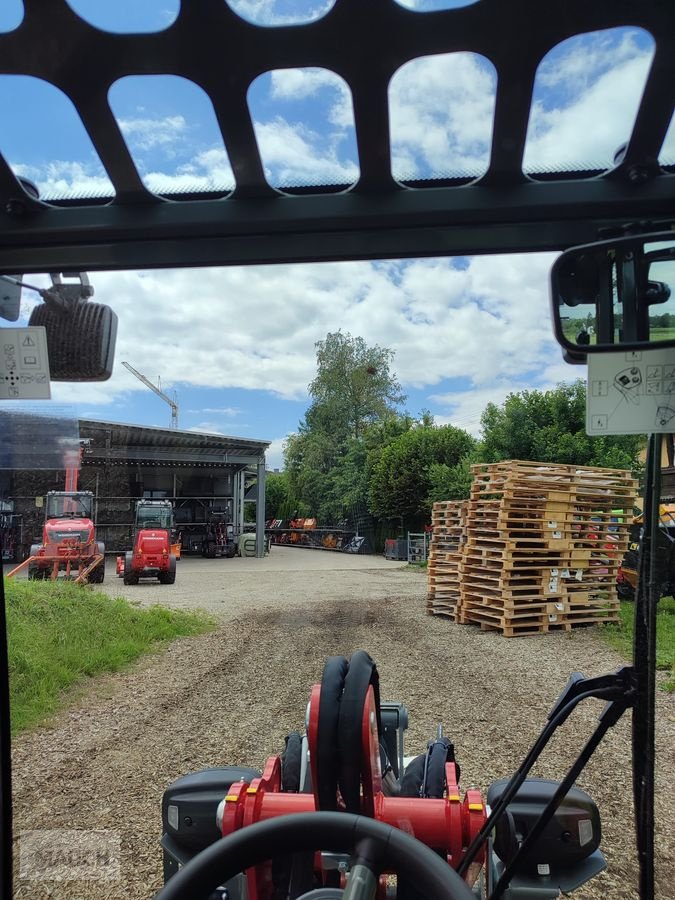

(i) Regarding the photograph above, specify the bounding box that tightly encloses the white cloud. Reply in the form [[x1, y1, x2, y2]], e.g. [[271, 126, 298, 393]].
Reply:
[[226, 1, 334, 26], [118, 115, 188, 153], [389, 52, 496, 178], [265, 435, 290, 469], [525, 38, 654, 170], [255, 117, 358, 185], [188, 407, 241, 416], [13, 161, 113, 200]]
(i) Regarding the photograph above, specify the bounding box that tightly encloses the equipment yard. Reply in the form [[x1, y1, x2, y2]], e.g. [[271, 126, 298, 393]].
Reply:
[[9, 549, 675, 900]]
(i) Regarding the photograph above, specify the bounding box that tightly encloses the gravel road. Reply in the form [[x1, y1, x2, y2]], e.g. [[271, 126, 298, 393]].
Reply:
[[10, 549, 675, 899]]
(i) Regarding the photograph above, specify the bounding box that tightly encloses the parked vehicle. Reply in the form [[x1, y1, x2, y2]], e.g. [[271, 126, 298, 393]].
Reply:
[[117, 499, 177, 585]]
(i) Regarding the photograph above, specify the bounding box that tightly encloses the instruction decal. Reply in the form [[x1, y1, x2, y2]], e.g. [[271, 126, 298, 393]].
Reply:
[[0, 327, 51, 400], [587, 348, 675, 435]]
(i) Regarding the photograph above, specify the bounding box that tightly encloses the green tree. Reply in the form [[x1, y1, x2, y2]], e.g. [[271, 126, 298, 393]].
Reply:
[[308, 331, 406, 441], [479, 381, 643, 473], [265, 471, 291, 520], [367, 424, 476, 526]]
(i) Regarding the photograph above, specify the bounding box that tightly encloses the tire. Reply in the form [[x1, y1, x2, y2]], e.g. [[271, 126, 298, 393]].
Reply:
[[206, 542, 217, 559], [123, 552, 138, 585], [281, 732, 303, 793], [616, 581, 635, 602], [225, 543, 236, 559], [28, 566, 41, 581], [159, 555, 176, 585], [89, 543, 106, 583]]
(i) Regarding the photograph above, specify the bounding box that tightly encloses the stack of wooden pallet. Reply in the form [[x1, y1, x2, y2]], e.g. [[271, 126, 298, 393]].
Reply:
[[427, 460, 637, 636], [426, 500, 467, 620]]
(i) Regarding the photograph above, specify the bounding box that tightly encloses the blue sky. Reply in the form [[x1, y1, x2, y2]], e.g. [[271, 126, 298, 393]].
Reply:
[[0, 2, 672, 467]]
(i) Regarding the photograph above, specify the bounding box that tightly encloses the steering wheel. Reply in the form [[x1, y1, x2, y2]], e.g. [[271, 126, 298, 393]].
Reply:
[[156, 812, 475, 899]]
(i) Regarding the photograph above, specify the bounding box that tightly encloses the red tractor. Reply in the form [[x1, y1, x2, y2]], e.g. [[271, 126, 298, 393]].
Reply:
[[117, 499, 177, 585], [22, 490, 104, 583]]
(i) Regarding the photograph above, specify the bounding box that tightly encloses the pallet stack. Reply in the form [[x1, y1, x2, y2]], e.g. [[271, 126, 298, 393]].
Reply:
[[427, 461, 637, 636], [426, 500, 467, 620]]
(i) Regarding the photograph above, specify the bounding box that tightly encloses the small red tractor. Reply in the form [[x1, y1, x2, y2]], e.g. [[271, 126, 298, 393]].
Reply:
[[117, 499, 177, 585]]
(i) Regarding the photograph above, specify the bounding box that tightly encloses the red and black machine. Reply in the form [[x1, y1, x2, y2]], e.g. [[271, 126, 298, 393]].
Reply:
[[117, 499, 177, 585], [161, 652, 605, 899], [7, 446, 104, 584]]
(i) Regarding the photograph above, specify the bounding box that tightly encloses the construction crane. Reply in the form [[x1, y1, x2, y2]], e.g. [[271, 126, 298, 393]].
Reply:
[[122, 361, 179, 428]]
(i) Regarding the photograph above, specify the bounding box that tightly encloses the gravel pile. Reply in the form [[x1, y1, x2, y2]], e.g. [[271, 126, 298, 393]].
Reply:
[[10, 554, 675, 899]]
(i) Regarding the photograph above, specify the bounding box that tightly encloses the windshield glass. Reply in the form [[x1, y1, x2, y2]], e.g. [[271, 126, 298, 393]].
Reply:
[[0, 6, 672, 900], [136, 506, 172, 530], [45, 493, 93, 520]]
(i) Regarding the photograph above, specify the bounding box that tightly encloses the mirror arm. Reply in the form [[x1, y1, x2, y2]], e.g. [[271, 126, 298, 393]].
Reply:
[[488, 686, 635, 900], [457, 668, 634, 879]]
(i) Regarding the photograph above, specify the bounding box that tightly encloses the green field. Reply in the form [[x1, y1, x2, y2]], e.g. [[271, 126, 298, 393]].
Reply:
[[601, 597, 675, 692], [6, 581, 214, 734]]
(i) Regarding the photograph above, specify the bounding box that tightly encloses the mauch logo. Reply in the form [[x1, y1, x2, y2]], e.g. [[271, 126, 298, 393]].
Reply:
[[19, 830, 121, 881]]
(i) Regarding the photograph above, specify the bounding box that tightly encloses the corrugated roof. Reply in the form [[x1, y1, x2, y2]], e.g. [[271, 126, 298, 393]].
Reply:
[[79, 418, 269, 467]]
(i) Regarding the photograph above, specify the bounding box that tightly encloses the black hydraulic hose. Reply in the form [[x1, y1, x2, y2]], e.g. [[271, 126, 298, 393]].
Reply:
[[457, 686, 623, 878]]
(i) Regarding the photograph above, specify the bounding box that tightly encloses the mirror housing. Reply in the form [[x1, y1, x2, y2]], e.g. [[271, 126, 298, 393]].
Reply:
[[0, 276, 21, 322], [487, 778, 601, 874], [28, 298, 117, 381], [551, 231, 675, 358]]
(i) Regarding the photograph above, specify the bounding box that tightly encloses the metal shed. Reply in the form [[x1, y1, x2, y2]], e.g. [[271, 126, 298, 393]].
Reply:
[[7, 419, 269, 558]]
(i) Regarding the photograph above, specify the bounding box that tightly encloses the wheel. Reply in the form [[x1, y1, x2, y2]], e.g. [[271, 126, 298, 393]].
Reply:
[[27, 566, 43, 580], [225, 543, 237, 559], [158, 555, 176, 585], [89, 543, 105, 583], [205, 542, 217, 559], [616, 580, 635, 601], [154, 813, 474, 900], [123, 552, 139, 585]]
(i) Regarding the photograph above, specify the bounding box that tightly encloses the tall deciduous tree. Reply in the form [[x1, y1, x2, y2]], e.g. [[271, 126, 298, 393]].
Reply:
[[308, 331, 406, 441]]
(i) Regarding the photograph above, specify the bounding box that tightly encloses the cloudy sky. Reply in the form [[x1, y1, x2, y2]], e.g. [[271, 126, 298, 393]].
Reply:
[[0, 1, 672, 467]]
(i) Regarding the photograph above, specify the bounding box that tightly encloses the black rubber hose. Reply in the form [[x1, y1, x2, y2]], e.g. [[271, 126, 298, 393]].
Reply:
[[316, 655, 349, 810], [337, 651, 382, 813]]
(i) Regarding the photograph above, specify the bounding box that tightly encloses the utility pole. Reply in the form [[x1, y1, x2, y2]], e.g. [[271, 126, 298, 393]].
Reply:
[[122, 361, 179, 428]]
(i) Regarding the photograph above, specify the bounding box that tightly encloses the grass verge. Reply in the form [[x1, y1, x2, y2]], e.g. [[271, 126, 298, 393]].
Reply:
[[600, 598, 675, 692], [6, 580, 214, 734]]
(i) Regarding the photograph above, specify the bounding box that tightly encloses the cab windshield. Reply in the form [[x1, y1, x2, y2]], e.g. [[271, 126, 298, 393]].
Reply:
[[45, 493, 93, 520]]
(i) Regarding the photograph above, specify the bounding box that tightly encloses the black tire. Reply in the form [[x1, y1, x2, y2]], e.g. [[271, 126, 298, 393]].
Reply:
[[123, 553, 139, 586], [89, 543, 105, 583], [225, 543, 236, 559], [206, 542, 217, 559], [616, 581, 635, 601], [28, 566, 41, 581], [159, 555, 176, 585]]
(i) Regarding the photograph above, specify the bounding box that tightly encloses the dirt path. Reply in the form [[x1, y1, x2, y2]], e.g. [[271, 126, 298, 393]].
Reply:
[[10, 551, 675, 899]]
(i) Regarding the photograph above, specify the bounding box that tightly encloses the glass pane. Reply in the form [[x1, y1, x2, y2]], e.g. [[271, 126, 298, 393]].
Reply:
[[660, 112, 675, 166], [0, 76, 113, 200], [389, 52, 496, 181], [66, 0, 179, 32], [395, 0, 480, 9], [0, 0, 23, 32], [225, 0, 335, 26], [109, 75, 234, 195], [249, 68, 358, 189], [524, 27, 656, 174]]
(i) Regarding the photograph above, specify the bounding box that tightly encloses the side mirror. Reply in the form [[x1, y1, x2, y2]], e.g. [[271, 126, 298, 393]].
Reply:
[[28, 299, 117, 381], [0, 276, 22, 321], [550, 231, 675, 358]]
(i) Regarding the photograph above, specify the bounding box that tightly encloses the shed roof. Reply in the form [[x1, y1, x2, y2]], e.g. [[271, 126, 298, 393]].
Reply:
[[79, 419, 269, 468]]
